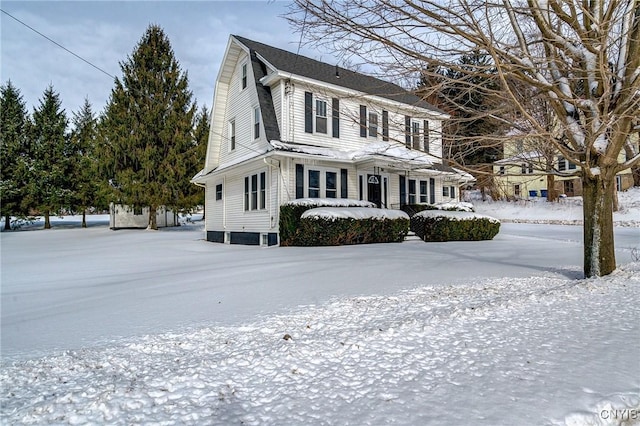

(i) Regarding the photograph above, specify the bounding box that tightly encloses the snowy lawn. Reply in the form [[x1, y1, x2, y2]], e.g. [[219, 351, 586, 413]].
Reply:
[[1, 211, 639, 425]]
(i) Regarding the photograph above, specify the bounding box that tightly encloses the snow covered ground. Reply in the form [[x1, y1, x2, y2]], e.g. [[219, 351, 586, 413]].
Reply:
[[1, 193, 639, 425]]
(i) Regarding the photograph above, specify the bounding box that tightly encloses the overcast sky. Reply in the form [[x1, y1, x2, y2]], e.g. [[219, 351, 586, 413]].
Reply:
[[1, 1, 329, 118]]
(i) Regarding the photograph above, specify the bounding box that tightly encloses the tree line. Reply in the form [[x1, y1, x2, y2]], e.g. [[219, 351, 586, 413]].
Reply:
[[0, 25, 209, 231]]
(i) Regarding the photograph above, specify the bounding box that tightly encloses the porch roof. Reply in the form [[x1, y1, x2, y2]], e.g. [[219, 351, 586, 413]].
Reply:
[[270, 140, 475, 183]]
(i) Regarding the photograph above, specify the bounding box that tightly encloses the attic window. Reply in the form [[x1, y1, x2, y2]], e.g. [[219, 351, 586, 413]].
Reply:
[[241, 63, 247, 90]]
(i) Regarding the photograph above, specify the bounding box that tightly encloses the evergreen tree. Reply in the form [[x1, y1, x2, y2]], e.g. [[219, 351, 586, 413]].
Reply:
[[100, 25, 195, 230], [0, 81, 30, 230], [29, 85, 70, 229], [184, 104, 209, 215], [69, 98, 99, 228]]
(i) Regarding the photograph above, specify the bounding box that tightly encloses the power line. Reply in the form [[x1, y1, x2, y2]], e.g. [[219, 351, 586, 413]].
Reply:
[[1, 8, 116, 80]]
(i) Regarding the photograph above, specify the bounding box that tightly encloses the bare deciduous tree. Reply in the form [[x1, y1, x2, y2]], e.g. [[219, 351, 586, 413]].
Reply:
[[288, 0, 640, 277]]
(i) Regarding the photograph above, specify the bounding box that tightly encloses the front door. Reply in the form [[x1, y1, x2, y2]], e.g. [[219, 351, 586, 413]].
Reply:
[[367, 174, 382, 207]]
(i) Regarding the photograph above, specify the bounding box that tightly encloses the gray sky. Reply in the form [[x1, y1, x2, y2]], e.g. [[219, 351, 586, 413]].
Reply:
[[1, 0, 326, 118]]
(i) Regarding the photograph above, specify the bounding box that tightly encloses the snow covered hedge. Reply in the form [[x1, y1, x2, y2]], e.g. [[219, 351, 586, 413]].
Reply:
[[295, 207, 409, 246], [411, 210, 500, 242], [402, 202, 475, 217], [279, 198, 376, 246]]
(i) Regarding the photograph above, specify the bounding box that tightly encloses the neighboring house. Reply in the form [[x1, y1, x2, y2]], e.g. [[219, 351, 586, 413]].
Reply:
[[109, 204, 178, 229], [192, 35, 474, 246], [493, 134, 638, 199]]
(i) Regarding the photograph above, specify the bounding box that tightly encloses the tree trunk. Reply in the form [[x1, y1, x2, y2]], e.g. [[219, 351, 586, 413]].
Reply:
[[4, 214, 11, 231], [44, 211, 51, 229], [82, 210, 87, 228], [546, 174, 557, 202], [582, 173, 616, 277], [148, 205, 158, 230]]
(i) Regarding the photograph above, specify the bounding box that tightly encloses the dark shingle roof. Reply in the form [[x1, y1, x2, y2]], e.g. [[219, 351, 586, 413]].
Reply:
[[233, 35, 443, 114]]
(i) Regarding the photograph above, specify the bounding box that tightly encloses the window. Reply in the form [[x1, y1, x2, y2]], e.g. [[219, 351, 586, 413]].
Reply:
[[382, 110, 389, 141], [326, 171, 337, 198], [450, 186, 456, 198], [260, 172, 266, 209], [514, 184, 521, 197], [443, 186, 450, 197], [244, 172, 266, 211], [215, 184, 223, 201], [251, 174, 258, 210], [412, 121, 420, 150], [360, 105, 367, 137], [408, 179, 416, 204], [229, 119, 236, 150], [253, 106, 260, 139], [499, 166, 505, 175], [241, 63, 247, 90], [419, 180, 428, 203], [308, 170, 320, 197], [134, 206, 143, 215], [558, 156, 566, 171], [315, 99, 327, 133], [521, 163, 533, 174], [369, 112, 378, 137], [295, 165, 346, 199]]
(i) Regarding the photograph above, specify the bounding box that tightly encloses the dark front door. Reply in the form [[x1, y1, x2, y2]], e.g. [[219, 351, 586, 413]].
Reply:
[[367, 174, 382, 207]]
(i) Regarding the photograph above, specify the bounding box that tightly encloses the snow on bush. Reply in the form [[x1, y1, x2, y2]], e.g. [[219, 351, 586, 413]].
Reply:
[[301, 207, 409, 221], [412, 210, 500, 242]]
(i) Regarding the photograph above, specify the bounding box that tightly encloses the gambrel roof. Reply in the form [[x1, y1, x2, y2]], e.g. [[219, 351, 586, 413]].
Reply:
[[233, 35, 444, 114]]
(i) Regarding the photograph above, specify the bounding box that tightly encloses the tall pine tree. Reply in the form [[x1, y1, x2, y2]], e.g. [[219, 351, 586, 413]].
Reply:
[[184, 104, 209, 215], [29, 85, 70, 229], [100, 25, 195, 230], [0, 81, 29, 230], [69, 98, 99, 228]]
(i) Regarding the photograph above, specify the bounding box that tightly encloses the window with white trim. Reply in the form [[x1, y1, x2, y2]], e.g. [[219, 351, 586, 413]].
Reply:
[[412, 121, 420, 150], [296, 165, 346, 199], [408, 179, 417, 204], [419, 180, 428, 203], [229, 119, 236, 150], [368, 112, 378, 137], [244, 172, 266, 211], [215, 183, 223, 201], [443, 186, 450, 197], [253, 106, 261, 140], [241, 63, 247, 90], [315, 99, 327, 134]]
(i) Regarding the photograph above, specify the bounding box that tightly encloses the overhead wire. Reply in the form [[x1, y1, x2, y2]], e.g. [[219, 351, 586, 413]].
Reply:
[[1, 8, 116, 80]]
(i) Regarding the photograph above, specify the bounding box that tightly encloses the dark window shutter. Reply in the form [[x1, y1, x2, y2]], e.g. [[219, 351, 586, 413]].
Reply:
[[382, 110, 389, 141], [405, 116, 411, 147], [332, 98, 340, 138], [304, 92, 313, 133], [423, 120, 429, 152], [340, 168, 348, 198], [295, 164, 304, 198], [360, 105, 367, 137]]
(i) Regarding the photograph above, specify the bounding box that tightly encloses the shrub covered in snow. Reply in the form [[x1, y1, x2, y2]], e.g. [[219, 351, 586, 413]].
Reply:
[[401, 202, 475, 217], [411, 210, 500, 242], [293, 207, 409, 246], [279, 199, 376, 246]]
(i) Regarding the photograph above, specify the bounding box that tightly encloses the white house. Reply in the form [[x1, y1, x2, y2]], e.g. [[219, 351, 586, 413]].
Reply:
[[192, 35, 474, 245]]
